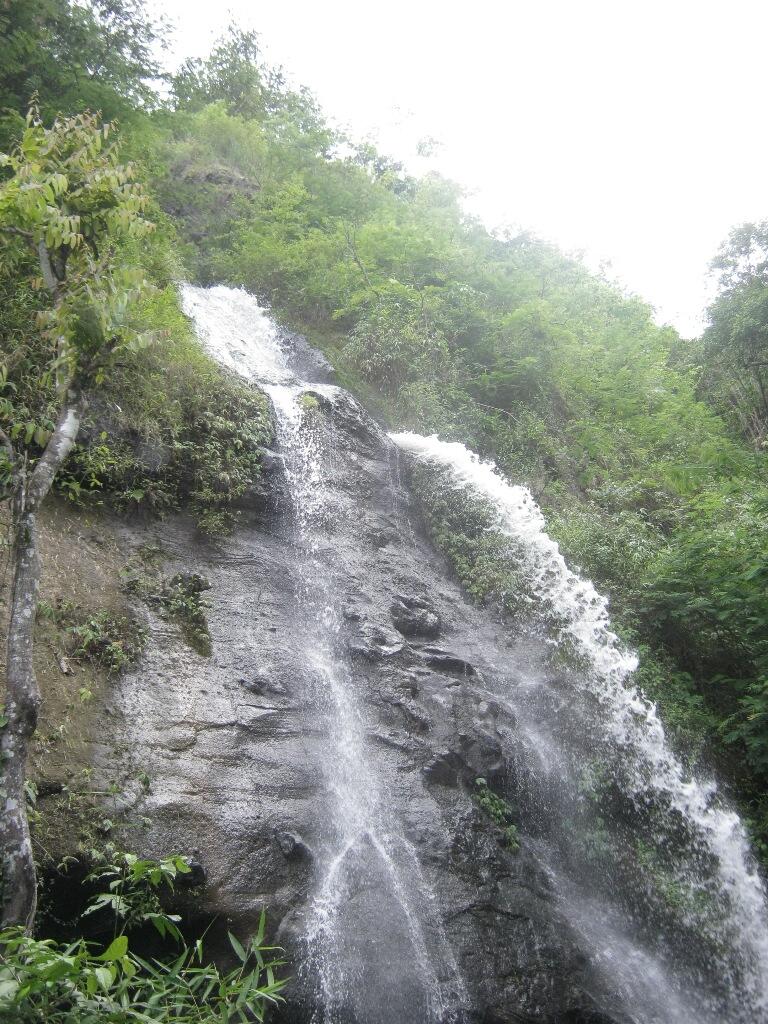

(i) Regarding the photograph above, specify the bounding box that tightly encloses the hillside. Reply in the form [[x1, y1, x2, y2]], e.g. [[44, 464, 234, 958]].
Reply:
[[1, 4, 768, 1023]]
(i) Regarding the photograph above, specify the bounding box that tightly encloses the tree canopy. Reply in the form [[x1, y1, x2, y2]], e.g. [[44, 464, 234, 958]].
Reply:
[[0, 0, 767, 884]]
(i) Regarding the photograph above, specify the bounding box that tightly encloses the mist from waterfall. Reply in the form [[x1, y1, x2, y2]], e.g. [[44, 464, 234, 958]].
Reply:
[[181, 284, 465, 1024], [392, 430, 768, 1024], [180, 283, 768, 1024]]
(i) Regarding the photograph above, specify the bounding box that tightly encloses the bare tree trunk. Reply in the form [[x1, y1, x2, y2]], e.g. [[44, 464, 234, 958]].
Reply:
[[1, 396, 83, 931], [1, 507, 41, 931]]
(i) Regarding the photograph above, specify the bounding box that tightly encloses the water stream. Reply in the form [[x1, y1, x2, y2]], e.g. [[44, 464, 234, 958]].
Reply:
[[181, 285, 464, 1023], [392, 431, 768, 1024], [181, 283, 768, 1024]]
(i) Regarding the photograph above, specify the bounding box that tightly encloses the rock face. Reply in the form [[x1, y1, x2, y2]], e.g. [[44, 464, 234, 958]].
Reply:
[[390, 595, 442, 639], [81, 345, 630, 1024]]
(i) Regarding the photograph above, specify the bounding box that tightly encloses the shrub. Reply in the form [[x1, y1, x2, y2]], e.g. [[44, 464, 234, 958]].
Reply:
[[38, 601, 147, 675], [473, 778, 520, 852], [0, 851, 285, 1022]]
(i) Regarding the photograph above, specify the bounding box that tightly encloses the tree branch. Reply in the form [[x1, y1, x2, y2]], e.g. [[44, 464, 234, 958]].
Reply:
[[343, 222, 380, 297], [471, 400, 522, 424], [26, 392, 85, 510], [37, 241, 59, 293], [0, 226, 33, 240]]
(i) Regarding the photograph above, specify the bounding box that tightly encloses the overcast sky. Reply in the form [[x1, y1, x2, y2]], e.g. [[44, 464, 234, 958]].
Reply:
[[148, 0, 768, 337]]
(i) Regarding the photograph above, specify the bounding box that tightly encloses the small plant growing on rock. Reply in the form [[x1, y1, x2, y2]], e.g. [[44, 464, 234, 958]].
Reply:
[[70, 612, 148, 674], [38, 600, 147, 675], [161, 574, 212, 656], [0, 849, 285, 1021], [298, 392, 321, 412], [473, 777, 520, 852], [122, 562, 212, 656]]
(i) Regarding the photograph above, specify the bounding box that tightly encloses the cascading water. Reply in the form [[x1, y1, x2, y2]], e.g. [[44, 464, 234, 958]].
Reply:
[[391, 431, 768, 1024], [181, 286, 465, 1023], [178, 282, 768, 1023]]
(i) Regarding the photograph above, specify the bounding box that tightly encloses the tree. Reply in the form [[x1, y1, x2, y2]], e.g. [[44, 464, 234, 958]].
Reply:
[[702, 222, 768, 447], [172, 26, 273, 120], [0, 106, 155, 930], [171, 25, 331, 150], [0, 0, 168, 151]]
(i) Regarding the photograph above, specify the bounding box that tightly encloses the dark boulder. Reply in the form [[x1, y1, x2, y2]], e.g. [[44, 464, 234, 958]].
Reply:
[[390, 594, 441, 638]]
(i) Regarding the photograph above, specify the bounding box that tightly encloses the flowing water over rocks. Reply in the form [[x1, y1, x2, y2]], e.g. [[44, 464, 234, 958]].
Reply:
[[391, 432, 768, 1024], [93, 284, 768, 1024]]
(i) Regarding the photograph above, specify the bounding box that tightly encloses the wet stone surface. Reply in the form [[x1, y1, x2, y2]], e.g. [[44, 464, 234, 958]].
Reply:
[[85, 332, 630, 1024]]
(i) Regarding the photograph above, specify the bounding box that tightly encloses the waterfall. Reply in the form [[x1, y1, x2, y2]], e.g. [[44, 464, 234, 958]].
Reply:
[[181, 285, 465, 1024], [179, 282, 768, 1024], [391, 430, 768, 1024]]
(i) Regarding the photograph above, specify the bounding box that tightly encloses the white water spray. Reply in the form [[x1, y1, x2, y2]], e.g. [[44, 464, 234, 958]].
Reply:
[[182, 286, 464, 1023], [391, 430, 768, 1020]]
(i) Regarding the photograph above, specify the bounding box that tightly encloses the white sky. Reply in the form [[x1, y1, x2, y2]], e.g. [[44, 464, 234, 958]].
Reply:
[[149, 0, 768, 337]]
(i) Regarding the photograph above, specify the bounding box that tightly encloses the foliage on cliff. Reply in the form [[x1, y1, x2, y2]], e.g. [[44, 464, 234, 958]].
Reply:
[[146, 26, 768, 853], [1, 0, 766, 861]]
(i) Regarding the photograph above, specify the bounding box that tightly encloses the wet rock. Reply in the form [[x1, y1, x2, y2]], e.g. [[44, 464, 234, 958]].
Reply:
[[390, 698, 431, 734], [421, 646, 476, 676], [238, 674, 288, 696], [561, 1011, 629, 1024], [282, 330, 336, 384], [369, 730, 415, 753], [259, 448, 285, 473], [390, 595, 441, 639], [422, 750, 466, 787], [161, 728, 197, 752], [347, 624, 404, 661], [326, 391, 387, 455], [459, 728, 505, 779], [178, 859, 206, 888], [275, 831, 314, 863], [368, 526, 398, 548]]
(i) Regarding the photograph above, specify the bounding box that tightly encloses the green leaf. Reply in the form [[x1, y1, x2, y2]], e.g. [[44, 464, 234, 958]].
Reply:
[[0, 978, 20, 1000], [98, 935, 128, 961], [229, 931, 248, 963], [121, 955, 137, 978], [93, 965, 114, 991]]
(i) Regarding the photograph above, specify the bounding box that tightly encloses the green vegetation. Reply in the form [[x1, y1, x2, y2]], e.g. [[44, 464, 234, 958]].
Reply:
[[122, 559, 212, 656], [48, 270, 273, 533], [0, 0, 167, 151], [473, 778, 520, 852], [0, 851, 285, 1022], [696, 222, 768, 448], [298, 393, 321, 413], [38, 600, 147, 675], [59, 328, 274, 534], [0, 102, 163, 930], [410, 462, 529, 614]]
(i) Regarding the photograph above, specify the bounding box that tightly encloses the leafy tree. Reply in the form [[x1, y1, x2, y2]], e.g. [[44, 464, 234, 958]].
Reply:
[[0, 0, 168, 150], [0, 107, 154, 930], [172, 26, 330, 150], [701, 222, 768, 447], [172, 27, 275, 121]]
